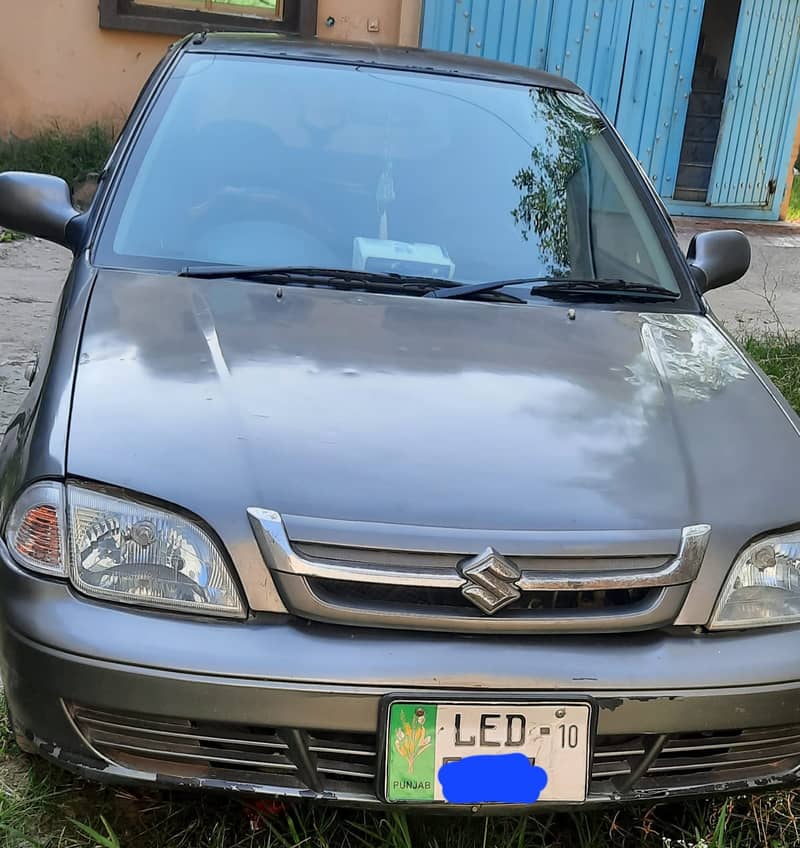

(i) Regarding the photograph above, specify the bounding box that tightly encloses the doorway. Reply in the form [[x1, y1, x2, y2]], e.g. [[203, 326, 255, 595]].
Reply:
[[674, 0, 742, 202]]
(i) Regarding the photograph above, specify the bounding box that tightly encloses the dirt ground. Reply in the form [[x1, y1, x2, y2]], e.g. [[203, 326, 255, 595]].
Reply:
[[0, 239, 70, 435], [0, 224, 799, 432]]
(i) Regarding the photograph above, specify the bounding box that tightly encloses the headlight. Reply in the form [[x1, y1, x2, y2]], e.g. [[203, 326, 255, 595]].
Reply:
[[710, 531, 800, 630], [4, 482, 245, 618]]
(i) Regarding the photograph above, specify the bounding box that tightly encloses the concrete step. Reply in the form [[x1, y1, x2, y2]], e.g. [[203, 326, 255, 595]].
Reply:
[[689, 91, 725, 115], [697, 52, 717, 72], [674, 186, 708, 202], [676, 162, 713, 191], [680, 139, 717, 166], [684, 115, 722, 142], [692, 73, 727, 94]]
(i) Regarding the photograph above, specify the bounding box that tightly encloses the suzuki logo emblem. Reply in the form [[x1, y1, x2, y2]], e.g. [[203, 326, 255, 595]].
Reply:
[[458, 547, 522, 615]]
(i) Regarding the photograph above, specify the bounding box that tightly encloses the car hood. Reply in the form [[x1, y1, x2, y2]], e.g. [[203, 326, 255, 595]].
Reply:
[[69, 270, 800, 615]]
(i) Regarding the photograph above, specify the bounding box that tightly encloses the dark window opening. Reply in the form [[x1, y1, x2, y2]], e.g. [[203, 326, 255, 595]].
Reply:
[[99, 0, 317, 36], [674, 0, 742, 203]]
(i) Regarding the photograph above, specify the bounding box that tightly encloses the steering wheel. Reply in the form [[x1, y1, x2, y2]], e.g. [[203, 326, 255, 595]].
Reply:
[[189, 185, 316, 233], [186, 185, 344, 267]]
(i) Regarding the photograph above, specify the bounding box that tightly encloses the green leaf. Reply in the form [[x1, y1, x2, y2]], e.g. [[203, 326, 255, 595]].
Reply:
[[71, 815, 121, 848]]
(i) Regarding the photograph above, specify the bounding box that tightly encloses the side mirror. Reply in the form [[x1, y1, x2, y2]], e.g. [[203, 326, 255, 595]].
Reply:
[[686, 229, 751, 293], [0, 172, 82, 250]]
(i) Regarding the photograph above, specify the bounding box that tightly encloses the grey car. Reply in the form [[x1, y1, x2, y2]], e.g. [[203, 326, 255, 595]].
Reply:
[[0, 34, 797, 811]]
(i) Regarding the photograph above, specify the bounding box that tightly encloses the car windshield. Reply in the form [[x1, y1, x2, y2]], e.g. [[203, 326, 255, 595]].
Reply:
[[97, 53, 679, 296]]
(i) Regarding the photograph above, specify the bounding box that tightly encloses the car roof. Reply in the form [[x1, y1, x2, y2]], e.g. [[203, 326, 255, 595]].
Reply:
[[185, 33, 583, 93]]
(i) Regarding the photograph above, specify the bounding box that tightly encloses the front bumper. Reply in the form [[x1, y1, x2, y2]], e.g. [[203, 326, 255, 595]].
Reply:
[[2, 549, 800, 809]]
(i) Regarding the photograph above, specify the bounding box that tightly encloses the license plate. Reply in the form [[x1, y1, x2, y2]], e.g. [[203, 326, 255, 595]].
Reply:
[[383, 700, 591, 805]]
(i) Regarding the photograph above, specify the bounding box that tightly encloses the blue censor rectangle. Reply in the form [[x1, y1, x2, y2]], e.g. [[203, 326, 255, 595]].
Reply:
[[438, 753, 549, 804]]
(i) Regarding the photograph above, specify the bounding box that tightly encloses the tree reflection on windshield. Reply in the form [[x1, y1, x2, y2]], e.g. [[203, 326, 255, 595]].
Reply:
[[512, 90, 604, 276]]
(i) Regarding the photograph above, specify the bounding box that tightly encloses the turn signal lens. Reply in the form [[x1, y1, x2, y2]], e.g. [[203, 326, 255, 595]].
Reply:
[[16, 505, 61, 562], [5, 482, 66, 575]]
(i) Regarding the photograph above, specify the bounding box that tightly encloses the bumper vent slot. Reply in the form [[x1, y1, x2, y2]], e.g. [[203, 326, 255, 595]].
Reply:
[[307, 730, 377, 785], [70, 705, 800, 802], [592, 726, 800, 796], [69, 705, 376, 796], [71, 706, 303, 789]]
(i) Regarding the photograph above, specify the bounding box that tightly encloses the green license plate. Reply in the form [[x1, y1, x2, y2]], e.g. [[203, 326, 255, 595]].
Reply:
[[384, 700, 591, 805]]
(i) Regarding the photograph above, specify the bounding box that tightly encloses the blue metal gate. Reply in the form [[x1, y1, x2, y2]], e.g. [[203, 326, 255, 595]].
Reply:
[[708, 0, 800, 207], [614, 0, 704, 198], [420, 0, 703, 197], [542, 0, 634, 116], [421, 0, 800, 219], [421, 0, 633, 115]]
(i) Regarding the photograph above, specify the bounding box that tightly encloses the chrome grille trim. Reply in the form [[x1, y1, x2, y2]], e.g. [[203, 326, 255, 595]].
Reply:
[[77, 712, 290, 751], [647, 751, 800, 773], [317, 763, 376, 780], [248, 509, 710, 632], [593, 747, 647, 760], [307, 744, 375, 758], [249, 510, 710, 592], [294, 543, 672, 575], [279, 514, 685, 557], [96, 739, 299, 772]]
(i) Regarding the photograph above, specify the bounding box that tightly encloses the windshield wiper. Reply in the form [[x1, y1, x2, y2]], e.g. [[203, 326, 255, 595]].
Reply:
[[177, 265, 526, 302], [179, 264, 439, 291], [425, 276, 680, 302]]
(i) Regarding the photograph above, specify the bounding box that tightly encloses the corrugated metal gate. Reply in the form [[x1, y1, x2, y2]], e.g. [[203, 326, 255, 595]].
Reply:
[[614, 0, 704, 198], [421, 0, 800, 219], [708, 0, 800, 206], [420, 0, 634, 115], [421, 0, 703, 197]]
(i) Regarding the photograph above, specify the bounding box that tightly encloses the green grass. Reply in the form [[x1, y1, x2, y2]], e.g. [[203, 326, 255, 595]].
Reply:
[[787, 176, 800, 222], [744, 335, 800, 412], [1, 336, 800, 847], [0, 125, 114, 191], [0, 125, 115, 241]]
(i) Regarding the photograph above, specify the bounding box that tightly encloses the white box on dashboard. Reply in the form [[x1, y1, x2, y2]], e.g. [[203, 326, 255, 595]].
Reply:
[[352, 238, 456, 279]]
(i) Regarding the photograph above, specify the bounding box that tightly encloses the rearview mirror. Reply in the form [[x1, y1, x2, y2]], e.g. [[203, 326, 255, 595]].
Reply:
[[0, 172, 82, 250], [686, 229, 751, 293]]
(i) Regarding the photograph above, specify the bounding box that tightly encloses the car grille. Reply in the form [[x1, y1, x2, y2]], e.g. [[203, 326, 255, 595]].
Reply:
[[68, 705, 800, 803], [307, 577, 653, 614], [249, 510, 713, 634]]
